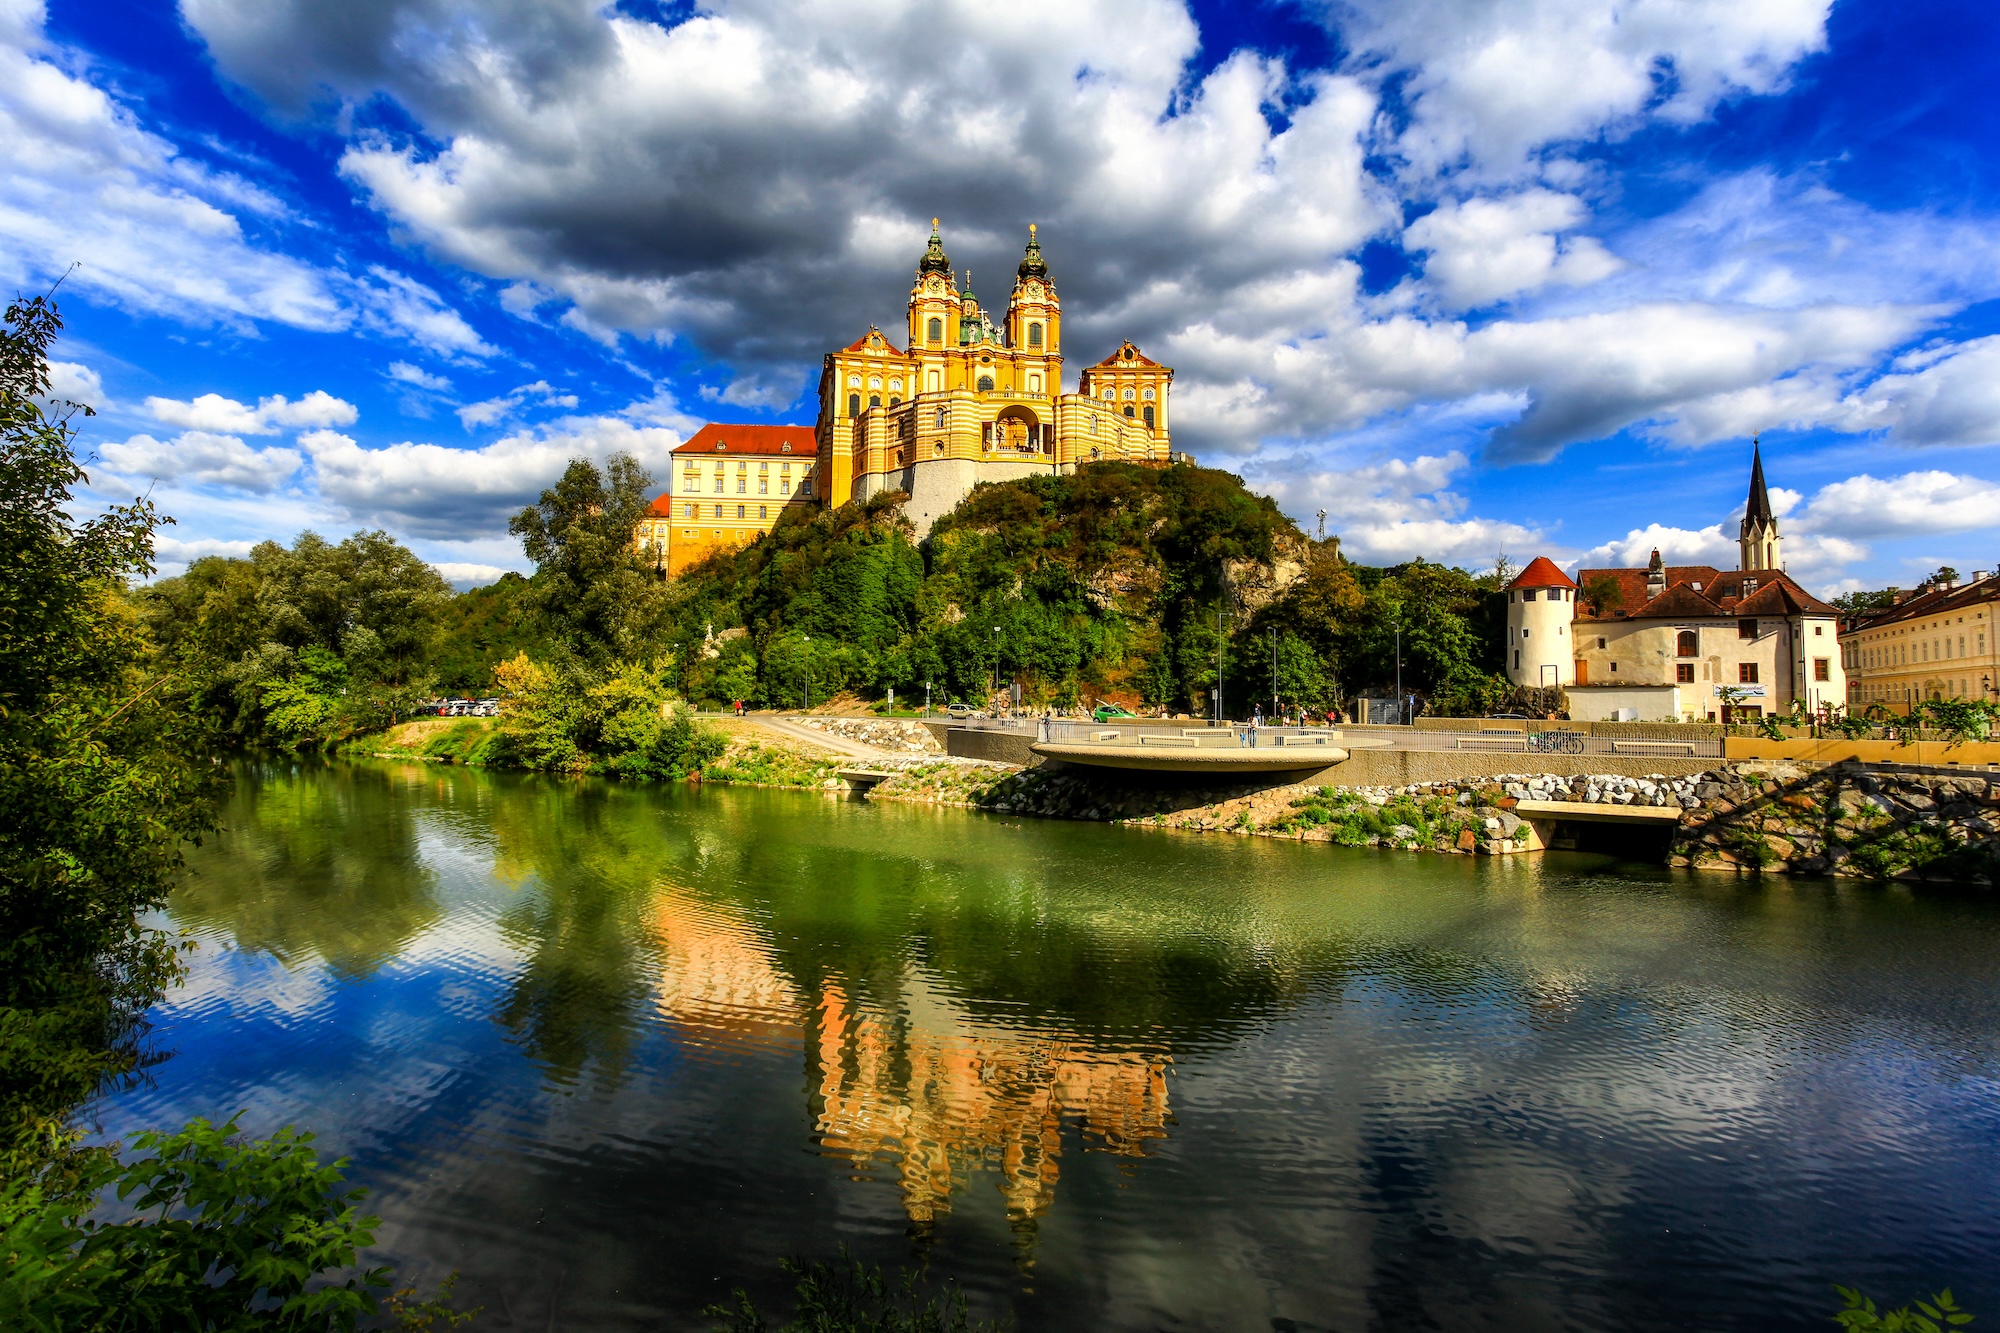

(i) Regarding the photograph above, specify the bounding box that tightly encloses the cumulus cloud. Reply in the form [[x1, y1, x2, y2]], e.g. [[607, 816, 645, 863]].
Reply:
[[0, 4, 490, 350], [45, 360, 105, 406], [298, 415, 682, 537], [429, 561, 512, 588], [1835, 338, 2000, 447], [1795, 470, 2000, 541], [145, 390, 358, 435], [1250, 448, 1547, 567], [1404, 191, 1622, 309], [1332, 0, 1832, 179], [98, 430, 304, 491]]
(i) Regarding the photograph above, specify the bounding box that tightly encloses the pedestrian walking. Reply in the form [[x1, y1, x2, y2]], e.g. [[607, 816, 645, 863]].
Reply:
[[1249, 707, 1261, 748]]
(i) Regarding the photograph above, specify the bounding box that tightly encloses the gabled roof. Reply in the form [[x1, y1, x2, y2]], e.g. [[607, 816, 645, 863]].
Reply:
[[1847, 573, 2000, 631], [1632, 583, 1718, 619], [1574, 564, 1834, 621], [1509, 555, 1576, 590], [837, 328, 906, 356], [671, 423, 817, 457], [1090, 341, 1163, 368]]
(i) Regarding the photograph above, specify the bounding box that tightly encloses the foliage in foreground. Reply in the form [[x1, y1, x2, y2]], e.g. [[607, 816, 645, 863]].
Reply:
[[0, 294, 219, 1172], [1834, 1286, 1974, 1333], [0, 299, 477, 1330], [710, 1252, 1000, 1333], [6, 1118, 377, 1331]]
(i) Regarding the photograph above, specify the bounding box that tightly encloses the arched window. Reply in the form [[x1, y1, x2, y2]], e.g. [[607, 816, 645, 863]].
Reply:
[[1123, 405, 1135, 418], [848, 393, 860, 416], [927, 317, 943, 343], [869, 394, 881, 408], [1677, 630, 1698, 657], [889, 396, 901, 407], [1102, 389, 1114, 400], [933, 407, 947, 428], [868, 376, 882, 389], [1143, 405, 1155, 430], [1142, 387, 1155, 400], [1122, 388, 1136, 400], [1028, 322, 1043, 348], [976, 375, 994, 391]]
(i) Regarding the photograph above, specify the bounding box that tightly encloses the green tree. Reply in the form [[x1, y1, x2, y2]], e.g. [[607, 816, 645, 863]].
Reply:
[[509, 454, 661, 662], [0, 294, 219, 1169]]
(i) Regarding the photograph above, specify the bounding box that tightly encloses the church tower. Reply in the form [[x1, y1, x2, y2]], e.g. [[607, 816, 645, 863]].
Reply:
[[1005, 225, 1061, 360], [1738, 438, 1783, 572], [907, 219, 957, 353]]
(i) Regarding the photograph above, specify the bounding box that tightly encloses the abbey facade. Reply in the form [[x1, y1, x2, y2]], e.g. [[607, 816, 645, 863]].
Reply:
[[816, 222, 1174, 535], [649, 223, 1175, 574]]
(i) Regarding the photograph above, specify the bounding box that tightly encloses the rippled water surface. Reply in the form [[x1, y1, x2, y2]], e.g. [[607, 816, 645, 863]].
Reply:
[[98, 761, 2000, 1331]]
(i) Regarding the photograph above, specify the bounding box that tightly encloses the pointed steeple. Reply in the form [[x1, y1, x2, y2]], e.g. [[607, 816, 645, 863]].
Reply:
[[1738, 434, 1783, 572], [1743, 435, 1774, 530], [1016, 222, 1049, 280], [918, 217, 951, 276]]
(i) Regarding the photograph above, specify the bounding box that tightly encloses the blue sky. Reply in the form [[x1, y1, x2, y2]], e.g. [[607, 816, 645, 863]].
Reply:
[[12, 0, 2000, 591]]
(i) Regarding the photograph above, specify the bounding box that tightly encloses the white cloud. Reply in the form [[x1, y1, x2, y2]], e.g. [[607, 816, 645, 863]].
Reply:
[[1334, 0, 1831, 179], [1251, 449, 1547, 568], [1835, 337, 2000, 447], [454, 379, 581, 430], [1404, 191, 1622, 309], [1577, 522, 1736, 570], [145, 390, 358, 435], [1795, 470, 2000, 541], [153, 533, 259, 563], [0, 5, 491, 351], [45, 360, 104, 406], [298, 414, 683, 538], [347, 266, 495, 358], [429, 561, 511, 588], [98, 430, 303, 491], [387, 360, 452, 392]]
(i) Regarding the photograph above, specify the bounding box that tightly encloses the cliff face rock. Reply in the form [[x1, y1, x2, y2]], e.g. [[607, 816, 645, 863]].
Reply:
[[796, 717, 944, 756], [1221, 532, 1308, 616], [1673, 763, 1999, 884]]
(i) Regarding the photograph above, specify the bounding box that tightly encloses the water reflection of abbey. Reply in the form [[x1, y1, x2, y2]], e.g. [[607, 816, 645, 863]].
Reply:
[[648, 890, 1170, 1238]]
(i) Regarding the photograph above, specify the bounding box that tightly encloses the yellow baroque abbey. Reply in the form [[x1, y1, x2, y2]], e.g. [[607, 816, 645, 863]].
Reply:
[[652, 222, 1176, 573], [817, 221, 1175, 535]]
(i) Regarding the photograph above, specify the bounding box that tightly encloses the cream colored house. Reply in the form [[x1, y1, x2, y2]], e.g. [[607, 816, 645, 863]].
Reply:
[[1507, 444, 1845, 721], [1841, 570, 2000, 715]]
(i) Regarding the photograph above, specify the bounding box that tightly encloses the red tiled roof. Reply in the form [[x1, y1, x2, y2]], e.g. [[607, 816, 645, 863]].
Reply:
[[1847, 574, 2000, 631], [1574, 564, 1835, 621], [1508, 555, 1576, 590], [671, 423, 817, 457], [646, 493, 675, 517]]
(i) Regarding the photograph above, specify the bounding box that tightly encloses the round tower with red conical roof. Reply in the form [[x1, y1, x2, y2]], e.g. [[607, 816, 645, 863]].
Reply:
[[1505, 556, 1579, 688]]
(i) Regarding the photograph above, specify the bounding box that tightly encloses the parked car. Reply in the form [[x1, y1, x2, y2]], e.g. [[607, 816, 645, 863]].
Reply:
[[945, 703, 977, 719], [1092, 703, 1137, 723]]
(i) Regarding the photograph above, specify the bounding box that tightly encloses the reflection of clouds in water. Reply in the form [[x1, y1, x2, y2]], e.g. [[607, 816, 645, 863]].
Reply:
[[645, 884, 1171, 1233], [166, 936, 338, 1025]]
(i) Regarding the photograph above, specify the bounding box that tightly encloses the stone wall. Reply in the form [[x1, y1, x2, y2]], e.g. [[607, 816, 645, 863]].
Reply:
[[1672, 762, 1999, 884], [1317, 748, 1712, 787], [796, 717, 943, 755]]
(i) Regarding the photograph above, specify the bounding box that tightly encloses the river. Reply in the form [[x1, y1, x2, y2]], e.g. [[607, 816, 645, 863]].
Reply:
[[96, 760, 2000, 1331]]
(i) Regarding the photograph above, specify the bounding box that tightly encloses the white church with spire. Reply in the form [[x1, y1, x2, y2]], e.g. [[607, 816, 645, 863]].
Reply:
[[1504, 442, 1845, 722]]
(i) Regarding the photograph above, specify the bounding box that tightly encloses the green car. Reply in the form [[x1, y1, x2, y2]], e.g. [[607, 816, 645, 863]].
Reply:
[[1092, 703, 1137, 723]]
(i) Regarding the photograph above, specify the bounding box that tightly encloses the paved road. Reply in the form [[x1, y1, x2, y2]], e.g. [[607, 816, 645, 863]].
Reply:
[[741, 715, 908, 761]]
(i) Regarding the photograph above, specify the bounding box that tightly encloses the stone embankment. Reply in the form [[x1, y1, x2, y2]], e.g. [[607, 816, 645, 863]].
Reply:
[[1673, 762, 1999, 884], [794, 717, 944, 755]]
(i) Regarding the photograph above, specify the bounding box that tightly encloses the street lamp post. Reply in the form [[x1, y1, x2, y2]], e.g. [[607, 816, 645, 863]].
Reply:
[[1394, 619, 1403, 726], [925, 679, 932, 718], [1214, 608, 1231, 725], [991, 626, 1000, 712], [802, 635, 811, 711], [1269, 626, 1278, 721]]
